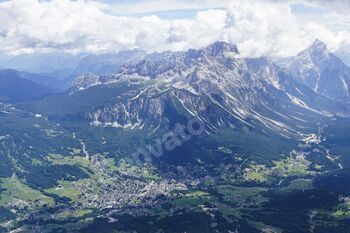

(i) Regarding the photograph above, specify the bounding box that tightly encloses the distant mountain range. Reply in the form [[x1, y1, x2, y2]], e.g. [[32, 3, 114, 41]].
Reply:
[[0, 50, 147, 90], [0, 52, 82, 74], [71, 50, 146, 77], [0, 69, 57, 102], [2, 39, 349, 102]]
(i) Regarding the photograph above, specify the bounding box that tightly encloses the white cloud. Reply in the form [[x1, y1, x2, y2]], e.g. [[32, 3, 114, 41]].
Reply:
[[222, 0, 310, 57], [305, 22, 350, 56], [166, 9, 227, 51], [0, 0, 349, 62], [0, 0, 229, 54]]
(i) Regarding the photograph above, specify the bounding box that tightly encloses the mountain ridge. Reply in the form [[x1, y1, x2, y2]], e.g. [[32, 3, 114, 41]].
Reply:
[[25, 41, 350, 143], [284, 39, 350, 102], [0, 69, 58, 103]]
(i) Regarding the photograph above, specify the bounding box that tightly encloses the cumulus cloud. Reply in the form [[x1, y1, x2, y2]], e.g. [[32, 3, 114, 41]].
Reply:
[[0, 0, 228, 54], [0, 0, 349, 61], [226, 0, 350, 58], [222, 0, 310, 57]]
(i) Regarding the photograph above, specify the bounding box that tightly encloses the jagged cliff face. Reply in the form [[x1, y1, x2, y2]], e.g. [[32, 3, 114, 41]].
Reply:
[[285, 40, 350, 102], [63, 41, 350, 140], [70, 73, 101, 93]]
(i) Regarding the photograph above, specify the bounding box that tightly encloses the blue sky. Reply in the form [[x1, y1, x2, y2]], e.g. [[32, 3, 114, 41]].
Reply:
[[100, 0, 331, 19], [102, 0, 228, 18], [104, 0, 309, 18]]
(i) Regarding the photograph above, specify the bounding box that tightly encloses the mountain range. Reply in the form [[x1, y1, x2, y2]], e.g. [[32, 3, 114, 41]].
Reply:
[[1, 40, 350, 232], [58, 40, 348, 137], [0, 69, 57, 102]]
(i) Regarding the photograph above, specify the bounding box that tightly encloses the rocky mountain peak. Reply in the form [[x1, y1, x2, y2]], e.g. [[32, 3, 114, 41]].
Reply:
[[204, 41, 239, 57], [303, 39, 330, 62], [284, 40, 350, 101], [310, 39, 328, 51]]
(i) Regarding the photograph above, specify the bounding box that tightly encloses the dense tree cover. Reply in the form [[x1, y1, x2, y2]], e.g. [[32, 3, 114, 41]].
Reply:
[[0, 156, 14, 178], [19, 164, 88, 189], [0, 207, 15, 222]]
